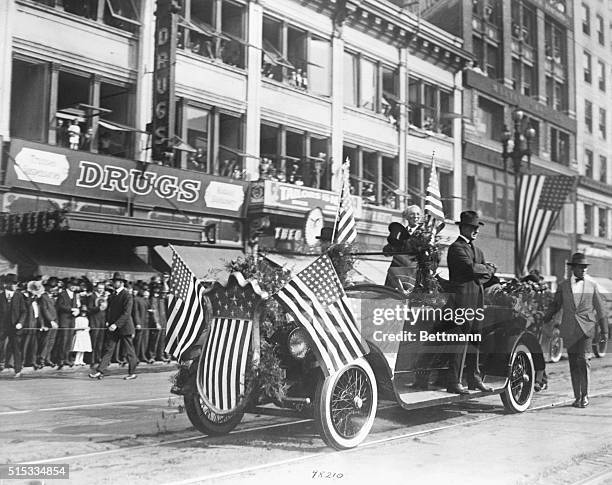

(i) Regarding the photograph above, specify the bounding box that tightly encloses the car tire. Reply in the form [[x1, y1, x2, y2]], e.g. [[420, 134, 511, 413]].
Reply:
[[501, 343, 535, 413], [184, 391, 244, 436]]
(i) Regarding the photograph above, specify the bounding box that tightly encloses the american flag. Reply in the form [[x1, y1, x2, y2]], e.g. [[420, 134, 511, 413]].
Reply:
[[424, 157, 445, 222], [274, 255, 367, 376], [165, 247, 207, 359], [332, 159, 357, 244], [517, 174, 575, 275]]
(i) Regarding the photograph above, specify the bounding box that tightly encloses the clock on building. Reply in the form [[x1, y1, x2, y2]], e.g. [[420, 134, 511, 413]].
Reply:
[[304, 207, 324, 246]]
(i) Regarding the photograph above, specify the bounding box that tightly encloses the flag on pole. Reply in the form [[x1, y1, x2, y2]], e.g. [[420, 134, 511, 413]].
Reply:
[[424, 157, 445, 222], [332, 159, 357, 244], [274, 255, 368, 376], [517, 174, 574, 275], [165, 247, 207, 359]]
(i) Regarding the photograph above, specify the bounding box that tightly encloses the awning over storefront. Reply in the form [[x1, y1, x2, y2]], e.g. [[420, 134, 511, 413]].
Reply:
[[155, 245, 243, 281]]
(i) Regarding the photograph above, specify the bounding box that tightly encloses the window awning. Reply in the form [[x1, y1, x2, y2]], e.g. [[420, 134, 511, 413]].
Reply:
[[98, 119, 149, 134], [155, 245, 243, 281], [178, 16, 232, 41]]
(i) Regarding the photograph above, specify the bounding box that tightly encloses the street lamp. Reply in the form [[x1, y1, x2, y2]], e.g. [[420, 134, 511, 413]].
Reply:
[[501, 109, 536, 277]]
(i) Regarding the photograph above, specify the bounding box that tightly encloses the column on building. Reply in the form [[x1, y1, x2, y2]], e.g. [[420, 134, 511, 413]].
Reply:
[[397, 47, 408, 199], [452, 69, 463, 221], [330, 28, 345, 193], [0, 0, 15, 141]]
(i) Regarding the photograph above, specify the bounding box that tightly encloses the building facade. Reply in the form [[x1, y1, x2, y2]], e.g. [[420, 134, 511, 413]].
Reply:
[[422, 0, 580, 278], [0, 0, 469, 281], [572, 0, 612, 285]]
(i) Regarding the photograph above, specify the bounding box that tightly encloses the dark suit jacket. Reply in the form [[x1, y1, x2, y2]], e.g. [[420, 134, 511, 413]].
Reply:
[[0, 291, 28, 332], [107, 289, 134, 336], [132, 295, 150, 328], [447, 237, 492, 309], [87, 292, 107, 329], [543, 277, 608, 347], [56, 290, 78, 328], [38, 293, 58, 328], [383, 224, 420, 290]]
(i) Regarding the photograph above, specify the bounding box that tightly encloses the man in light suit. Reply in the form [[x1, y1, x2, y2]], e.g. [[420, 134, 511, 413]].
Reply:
[[543, 253, 608, 408]]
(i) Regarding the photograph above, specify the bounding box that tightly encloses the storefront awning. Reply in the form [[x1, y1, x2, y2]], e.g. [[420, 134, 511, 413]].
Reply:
[[155, 245, 243, 281]]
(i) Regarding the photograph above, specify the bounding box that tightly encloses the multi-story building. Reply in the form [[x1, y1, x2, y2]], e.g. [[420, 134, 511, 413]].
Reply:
[[572, 0, 612, 289], [420, 0, 579, 278], [0, 0, 470, 281]]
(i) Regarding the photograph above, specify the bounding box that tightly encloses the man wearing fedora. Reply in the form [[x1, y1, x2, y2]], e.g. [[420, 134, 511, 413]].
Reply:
[[383, 205, 423, 291], [543, 253, 608, 408], [54, 277, 81, 369], [445, 211, 495, 394], [0, 274, 28, 377], [90, 272, 138, 380]]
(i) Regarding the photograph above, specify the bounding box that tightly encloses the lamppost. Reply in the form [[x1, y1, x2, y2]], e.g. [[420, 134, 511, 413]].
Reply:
[[501, 109, 536, 277]]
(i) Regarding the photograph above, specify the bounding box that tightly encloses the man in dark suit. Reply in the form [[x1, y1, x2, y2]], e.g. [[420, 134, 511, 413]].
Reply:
[[87, 281, 108, 367], [543, 253, 608, 408], [0, 274, 28, 377], [89, 272, 138, 380], [383, 205, 422, 291], [54, 278, 80, 368], [445, 211, 494, 394], [34, 280, 60, 368]]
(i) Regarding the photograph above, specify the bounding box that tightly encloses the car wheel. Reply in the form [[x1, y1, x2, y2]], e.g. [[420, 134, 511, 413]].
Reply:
[[314, 357, 377, 450], [184, 392, 244, 436], [501, 343, 534, 413]]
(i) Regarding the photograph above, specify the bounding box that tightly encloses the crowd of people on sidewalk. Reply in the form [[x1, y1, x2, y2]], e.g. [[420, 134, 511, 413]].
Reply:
[[0, 271, 174, 378]]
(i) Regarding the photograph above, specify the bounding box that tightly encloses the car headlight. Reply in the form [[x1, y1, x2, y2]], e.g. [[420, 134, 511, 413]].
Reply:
[[288, 327, 310, 360]]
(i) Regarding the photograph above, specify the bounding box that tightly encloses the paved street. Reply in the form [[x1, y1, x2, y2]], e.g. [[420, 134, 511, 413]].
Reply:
[[1, 356, 612, 485]]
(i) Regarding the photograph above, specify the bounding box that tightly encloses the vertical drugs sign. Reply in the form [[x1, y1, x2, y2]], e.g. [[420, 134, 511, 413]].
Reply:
[[152, 0, 178, 162]]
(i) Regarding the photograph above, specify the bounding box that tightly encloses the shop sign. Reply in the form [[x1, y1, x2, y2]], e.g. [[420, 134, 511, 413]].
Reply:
[[7, 139, 247, 218], [274, 227, 303, 241], [152, 0, 178, 161], [260, 180, 361, 217]]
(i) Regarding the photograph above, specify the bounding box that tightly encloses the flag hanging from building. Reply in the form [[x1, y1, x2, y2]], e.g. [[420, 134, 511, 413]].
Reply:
[[424, 157, 445, 222], [274, 255, 367, 376], [517, 174, 575, 276], [333, 159, 357, 244], [165, 247, 207, 359]]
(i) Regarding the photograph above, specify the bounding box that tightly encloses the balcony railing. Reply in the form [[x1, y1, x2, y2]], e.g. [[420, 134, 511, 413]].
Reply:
[[259, 155, 332, 190]]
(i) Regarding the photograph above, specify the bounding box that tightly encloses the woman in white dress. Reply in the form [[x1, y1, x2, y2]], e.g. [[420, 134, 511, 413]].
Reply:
[[72, 305, 92, 366]]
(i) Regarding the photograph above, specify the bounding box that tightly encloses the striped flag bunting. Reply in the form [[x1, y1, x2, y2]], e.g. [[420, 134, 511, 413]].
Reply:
[[274, 254, 368, 376], [517, 174, 574, 276], [201, 317, 252, 412], [333, 159, 357, 244], [424, 157, 445, 222], [165, 247, 207, 359]]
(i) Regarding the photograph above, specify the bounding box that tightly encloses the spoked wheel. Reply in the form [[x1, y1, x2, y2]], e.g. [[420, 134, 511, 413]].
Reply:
[[314, 357, 377, 450], [184, 392, 244, 436], [501, 343, 535, 413], [549, 332, 563, 363]]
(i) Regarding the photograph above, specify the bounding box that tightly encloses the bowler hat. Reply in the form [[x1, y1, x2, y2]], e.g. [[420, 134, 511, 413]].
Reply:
[[567, 252, 589, 266], [456, 210, 484, 227], [112, 271, 127, 282]]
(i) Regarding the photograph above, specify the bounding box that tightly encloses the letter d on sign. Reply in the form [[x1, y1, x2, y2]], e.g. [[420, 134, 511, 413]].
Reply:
[[76, 161, 103, 188]]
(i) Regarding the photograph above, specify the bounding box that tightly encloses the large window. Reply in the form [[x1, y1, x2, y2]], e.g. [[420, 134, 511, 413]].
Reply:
[[598, 60, 606, 91], [32, 0, 140, 33], [585, 149, 594, 178], [599, 108, 607, 139], [178, 104, 244, 176], [545, 17, 568, 73], [600, 155, 607, 183], [545, 76, 566, 111], [344, 146, 399, 207], [599, 208, 607, 238], [472, 36, 501, 80], [584, 51, 592, 83], [584, 203, 593, 235], [597, 14, 605, 45], [582, 3, 590, 35], [409, 77, 455, 136], [343, 52, 359, 106], [585, 99, 593, 133], [261, 16, 331, 96], [476, 96, 504, 141], [462, 163, 512, 222], [182, 0, 246, 69], [550, 127, 570, 165], [259, 123, 331, 189]]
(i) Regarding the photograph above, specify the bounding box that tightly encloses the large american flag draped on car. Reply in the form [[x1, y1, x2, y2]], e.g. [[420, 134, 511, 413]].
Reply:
[[165, 247, 207, 359], [517, 174, 575, 276], [274, 255, 368, 376], [198, 273, 267, 413], [332, 159, 357, 244]]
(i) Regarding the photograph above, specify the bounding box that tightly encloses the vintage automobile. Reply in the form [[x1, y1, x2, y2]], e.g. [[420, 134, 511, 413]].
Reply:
[[172, 271, 541, 450]]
